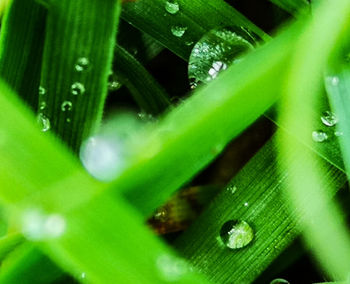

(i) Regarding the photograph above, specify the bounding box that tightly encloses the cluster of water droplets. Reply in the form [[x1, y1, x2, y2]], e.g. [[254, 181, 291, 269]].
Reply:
[[188, 27, 256, 89], [312, 110, 339, 143], [219, 219, 254, 249], [21, 209, 66, 241]]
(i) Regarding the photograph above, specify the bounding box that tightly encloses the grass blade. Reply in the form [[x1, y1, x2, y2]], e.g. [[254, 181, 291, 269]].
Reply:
[[269, 0, 309, 16]]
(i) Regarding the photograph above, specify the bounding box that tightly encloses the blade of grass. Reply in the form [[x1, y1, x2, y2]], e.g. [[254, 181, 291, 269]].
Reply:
[[269, 0, 310, 16], [0, 0, 46, 111], [38, 0, 121, 152], [174, 135, 346, 283], [122, 0, 269, 61], [278, 0, 350, 279], [0, 233, 24, 261], [114, 45, 171, 115]]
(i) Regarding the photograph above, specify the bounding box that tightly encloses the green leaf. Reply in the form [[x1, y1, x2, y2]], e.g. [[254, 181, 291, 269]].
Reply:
[[39, 0, 122, 152], [122, 0, 269, 61], [269, 0, 310, 16], [0, 0, 46, 110]]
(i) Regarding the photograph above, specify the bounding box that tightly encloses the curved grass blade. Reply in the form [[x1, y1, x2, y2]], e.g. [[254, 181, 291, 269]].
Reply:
[[0, 0, 46, 111], [269, 0, 310, 16], [122, 0, 269, 60], [114, 45, 171, 115], [39, 0, 121, 152], [278, 0, 350, 279]]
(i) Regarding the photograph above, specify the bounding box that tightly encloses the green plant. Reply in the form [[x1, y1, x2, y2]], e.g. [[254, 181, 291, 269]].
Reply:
[[0, 0, 350, 283]]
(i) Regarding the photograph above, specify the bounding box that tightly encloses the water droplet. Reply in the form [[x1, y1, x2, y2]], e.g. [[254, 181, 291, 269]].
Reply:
[[219, 220, 254, 249], [80, 272, 86, 280], [39, 86, 46, 96], [165, 0, 179, 14], [157, 254, 189, 282], [154, 208, 168, 222], [185, 41, 194, 46], [328, 75, 339, 86], [75, 57, 90, 72], [61, 101, 73, 112], [66, 118, 71, 123], [270, 279, 290, 284], [321, 110, 338, 127], [312, 130, 328, 142], [335, 130, 344, 137], [21, 209, 66, 240], [39, 101, 46, 110], [71, 82, 85, 96], [188, 27, 256, 88], [226, 185, 237, 194], [244, 202, 249, 207], [37, 113, 51, 132], [171, 26, 187, 37], [108, 72, 122, 91], [137, 112, 158, 123]]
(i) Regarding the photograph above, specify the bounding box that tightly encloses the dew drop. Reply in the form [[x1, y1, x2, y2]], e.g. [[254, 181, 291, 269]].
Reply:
[[165, 0, 179, 14], [157, 254, 189, 282], [244, 202, 249, 207], [39, 101, 46, 110], [21, 209, 66, 240], [219, 220, 254, 249], [188, 27, 256, 88], [108, 72, 122, 92], [61, 101, 73, 112], [71, 82, 85, 96], [226, 185, 237, 194], [39, 86, 46, 96], [335, 130, 343, 137], [312, 130, 328, 142], [75, 57, 90, 72], [321, 110, 338, 127], [66, 118, 71, 123], [171, 26, 187, 37], [270, 279, 290, 284], [37, 113, 51, 132]]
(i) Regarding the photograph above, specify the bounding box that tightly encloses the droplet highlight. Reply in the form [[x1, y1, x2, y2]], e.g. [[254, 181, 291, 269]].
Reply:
[[219, 220, 254, 249], [71, 82, 85, 96], [108, 72, 122, 92], [171, 26, 187, 37], [165, 0, 179, 14], [39, 86, 46, 96], [37, 113, 51, 132], [157, 254, 189, 282]]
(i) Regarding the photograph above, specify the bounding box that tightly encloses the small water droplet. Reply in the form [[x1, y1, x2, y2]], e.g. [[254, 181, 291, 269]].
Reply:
[[171, 26, 187, 37], [244, 202, 249, 207], [219, 220, 254, 249], [75, 57, 90, 72], [321, 110, 338, 127], [80, 272, 86, 279], [226, 185, 237, 194], [21, 209, 66, 240], [37, 113, 51, 132], [185, 41, 194, 46], [157, 254, 189, 282], [71, 82, 85, 96], [66, 118, 71, 123], [312, 130, 328, 142], [188, 27, 256, 87], [61, 101, 73, 112], [165, 0, 179, 14], [108, 72, 122, 92], [335, 130, 343, 137], [270, 279, 290, 284], [154, 208, 168, 222], [330, 76, 339, 86], [39, 86, 46, 96], [39, 101, 46, 110], [137, 112, 158, 123]]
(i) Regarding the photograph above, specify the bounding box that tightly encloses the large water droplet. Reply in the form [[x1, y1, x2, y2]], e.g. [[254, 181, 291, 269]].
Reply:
[[108, 72, 122, 92], [188, 27, 256, 88], [270, 279, 290, 284], [171, 26, 187, 37], [61, 101, 73, 112], [71, 82, 85, 96], [312, 130, 328, 142], [165, 0, 179, 14], [21, 209, 66, 241], [37, 113, 51, 132], [75, 57, 90, 72], [219, 220, 254, 249], [321, 110, 338, 127], [157, 254, 189, 282]]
